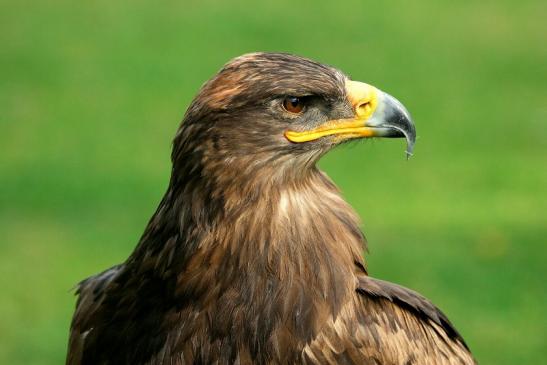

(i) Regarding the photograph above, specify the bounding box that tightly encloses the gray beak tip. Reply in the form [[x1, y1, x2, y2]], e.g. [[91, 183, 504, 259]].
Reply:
[[379, 92, 416, 160], [405, 137, 415, 160]]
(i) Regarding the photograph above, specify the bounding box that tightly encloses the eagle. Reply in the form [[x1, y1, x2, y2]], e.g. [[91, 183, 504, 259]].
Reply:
[[67, 52, 476, 365]]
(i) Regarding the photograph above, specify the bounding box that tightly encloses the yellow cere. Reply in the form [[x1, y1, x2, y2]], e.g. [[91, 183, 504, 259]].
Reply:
[[346, 80, 378, 119], [285, 80, 379, 143]]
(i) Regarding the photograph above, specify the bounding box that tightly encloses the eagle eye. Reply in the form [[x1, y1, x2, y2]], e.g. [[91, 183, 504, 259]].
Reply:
[[282, 96, 304, 114]]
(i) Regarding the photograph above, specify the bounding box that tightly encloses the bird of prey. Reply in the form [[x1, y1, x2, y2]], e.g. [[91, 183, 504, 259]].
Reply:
[[67, 52, 476, 365]]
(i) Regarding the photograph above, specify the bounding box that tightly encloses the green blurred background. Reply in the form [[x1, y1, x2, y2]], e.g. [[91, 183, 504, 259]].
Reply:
[[1, 0, 546, 363]]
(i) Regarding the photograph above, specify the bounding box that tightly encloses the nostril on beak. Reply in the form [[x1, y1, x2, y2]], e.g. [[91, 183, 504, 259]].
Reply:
[[356, 101, 372, 118]]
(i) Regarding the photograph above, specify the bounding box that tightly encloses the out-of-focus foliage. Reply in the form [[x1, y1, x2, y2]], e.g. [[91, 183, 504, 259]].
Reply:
[[1, 0, 545, 364]]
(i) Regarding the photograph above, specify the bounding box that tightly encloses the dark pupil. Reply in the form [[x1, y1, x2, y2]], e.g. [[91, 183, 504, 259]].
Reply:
[[289, 97, 299, 107]]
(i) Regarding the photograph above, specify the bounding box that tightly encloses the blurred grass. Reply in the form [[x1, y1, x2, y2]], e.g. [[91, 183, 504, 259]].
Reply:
[[1, 0, 546, 364]]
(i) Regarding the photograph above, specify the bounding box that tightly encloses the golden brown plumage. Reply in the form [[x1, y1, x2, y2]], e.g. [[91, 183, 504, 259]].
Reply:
[[67, 53, 475, 364]]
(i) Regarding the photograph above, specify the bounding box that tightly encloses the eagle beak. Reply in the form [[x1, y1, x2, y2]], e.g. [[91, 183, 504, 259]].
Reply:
[[285, 80, 416, 158]]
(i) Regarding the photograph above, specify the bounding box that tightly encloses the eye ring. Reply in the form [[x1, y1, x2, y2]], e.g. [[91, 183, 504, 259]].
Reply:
[[282, 96, 304, 114]]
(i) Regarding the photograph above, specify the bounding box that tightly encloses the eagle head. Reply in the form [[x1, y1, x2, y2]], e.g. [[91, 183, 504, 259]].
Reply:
[[172, 52, 415, 189]]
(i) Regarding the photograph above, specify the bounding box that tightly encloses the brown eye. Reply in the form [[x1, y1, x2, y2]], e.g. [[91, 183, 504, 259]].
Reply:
[[282, 96, 304, 114]]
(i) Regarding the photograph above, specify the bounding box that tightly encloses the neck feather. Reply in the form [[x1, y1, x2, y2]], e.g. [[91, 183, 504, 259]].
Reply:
[[127, 166, 367, 348]]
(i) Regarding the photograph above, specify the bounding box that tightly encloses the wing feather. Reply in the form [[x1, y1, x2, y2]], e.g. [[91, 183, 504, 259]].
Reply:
[[303, 275, 476, 365], [66, 265, 121, 365]]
